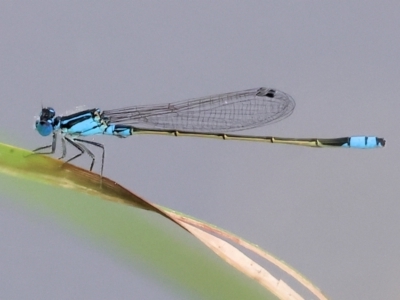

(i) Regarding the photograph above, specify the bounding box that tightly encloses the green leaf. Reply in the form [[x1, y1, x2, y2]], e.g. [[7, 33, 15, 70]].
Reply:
[[0, 142, 276, 299]]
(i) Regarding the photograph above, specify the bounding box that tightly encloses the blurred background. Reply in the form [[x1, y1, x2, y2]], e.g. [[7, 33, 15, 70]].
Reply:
[[0, 1, 398, 299]]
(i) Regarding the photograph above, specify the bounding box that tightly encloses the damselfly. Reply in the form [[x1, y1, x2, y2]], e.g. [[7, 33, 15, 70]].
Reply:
[[34, 87, 385, 175]]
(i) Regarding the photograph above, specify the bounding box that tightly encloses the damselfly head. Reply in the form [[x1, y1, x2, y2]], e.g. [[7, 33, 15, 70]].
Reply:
[[35, 107, 56, 136]]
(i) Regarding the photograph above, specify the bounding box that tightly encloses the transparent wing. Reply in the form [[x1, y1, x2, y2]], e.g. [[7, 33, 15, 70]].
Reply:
[[102, 87, 296, 132]]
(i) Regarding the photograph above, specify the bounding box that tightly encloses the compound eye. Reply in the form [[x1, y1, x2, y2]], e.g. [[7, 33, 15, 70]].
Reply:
[[36, 120, 53, 136]]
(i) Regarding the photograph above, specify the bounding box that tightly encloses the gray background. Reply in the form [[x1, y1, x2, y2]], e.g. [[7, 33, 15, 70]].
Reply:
[[0, 1, 398, 299]]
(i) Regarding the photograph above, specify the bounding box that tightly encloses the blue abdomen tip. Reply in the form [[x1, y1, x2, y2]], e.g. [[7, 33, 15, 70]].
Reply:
[[345, 136, 385, 148]]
